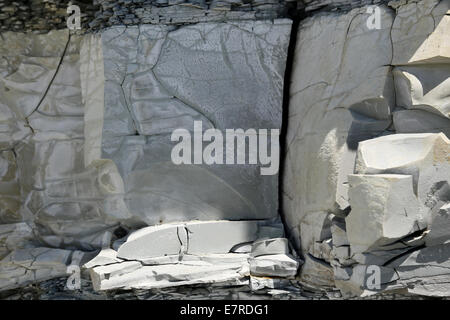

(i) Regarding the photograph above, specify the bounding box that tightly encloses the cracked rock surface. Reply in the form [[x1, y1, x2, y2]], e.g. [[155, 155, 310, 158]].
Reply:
[[283, 0, 450, 297]]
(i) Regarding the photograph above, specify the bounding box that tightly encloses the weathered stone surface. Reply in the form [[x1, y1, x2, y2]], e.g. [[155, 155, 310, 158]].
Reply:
[[90, 260, 250, 291], [346, 174, 424, 253], [393, 65, 450, 119], [385, 243, 450, 296], [117, 220, 261, 260], [250, 238, 289, 257], [393, 109, 450, 138], [391, 0, 450, 65], [249, 254, 299, 278], [282, 5, 394, 259], [355, 133, 450, 207], [94, 21, 291, 225], [0, 247, 77, 291]]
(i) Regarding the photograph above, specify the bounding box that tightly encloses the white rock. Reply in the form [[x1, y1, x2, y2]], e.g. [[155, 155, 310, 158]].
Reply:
[[391, 0, 450, 65], [117, 220, 260, 260], [393, 65, 450, 119], [250, 238, 289, 257], [346, 174, 423, 253], [355, 133, 450, 208], [90, 261, 250, 291], [249, 254, 299, 278], [283, 6, 394, 256]]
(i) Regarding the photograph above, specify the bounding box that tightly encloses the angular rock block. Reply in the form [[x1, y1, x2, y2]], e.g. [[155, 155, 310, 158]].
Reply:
[[355, 133, 450, 207], [90, 261, 250, 291], [89, 21, 292, 224], [346, 174, 423, 253], [250, 238, 289, 258], [394, 65, 450, 119], [282, 6, 394, 255], [0, 247, 75, 291], [393, 109, 450, 138], [334, 264, 399, 298], [117, 220, 261, 260], [0, 151, 21, 223], [249, 254, 299, 278]]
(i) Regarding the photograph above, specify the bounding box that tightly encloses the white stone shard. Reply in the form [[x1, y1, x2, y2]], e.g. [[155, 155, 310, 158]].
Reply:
[[346, 174, 423, 253], [393, 65, 450, 119], [355, 133, 450, 207], [250, 238, 289, 257], [249, 254, 299, 278], [334, 264, 399, 298], [83, 248, 123, 269], [0, 247, 73, 291], [117, 220, 260, 260], [90, 260, 250, 291]]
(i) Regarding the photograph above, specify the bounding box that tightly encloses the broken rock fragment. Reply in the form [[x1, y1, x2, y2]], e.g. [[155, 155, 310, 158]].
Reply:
[[346, 174, 424, 253], [355, 133, 450, 208], [249, 254, 299, 278]]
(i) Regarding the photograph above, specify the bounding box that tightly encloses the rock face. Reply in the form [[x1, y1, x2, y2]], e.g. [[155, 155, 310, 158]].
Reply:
[[0, 12, 294, 293], [283, 0, 450, 297], [1, 0, 450, 299]]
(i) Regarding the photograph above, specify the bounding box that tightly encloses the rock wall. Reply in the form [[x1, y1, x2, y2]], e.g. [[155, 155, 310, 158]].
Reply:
[[0, 0, 449, 299], [283, 0, 450, 296]]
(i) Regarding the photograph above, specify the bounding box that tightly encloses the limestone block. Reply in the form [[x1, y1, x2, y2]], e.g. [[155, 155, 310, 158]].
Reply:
[[355, 133, 450, 207], [282, 6, 394, 255], [117, 220, 260, 259], [250, 238, 289, 257], [393, 65, 450, 119], [249, 254, 299, 278], [393, 109, 450, 138], [98, 21, 292, 223], [0, 247, 73, 291], [391, 0, 450, 65], [90, 260, 250, 291], [346, 174, 423, 253]]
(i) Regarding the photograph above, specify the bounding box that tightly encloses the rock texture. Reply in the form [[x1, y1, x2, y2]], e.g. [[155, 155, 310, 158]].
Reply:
[[283, 0, 450, 297]]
